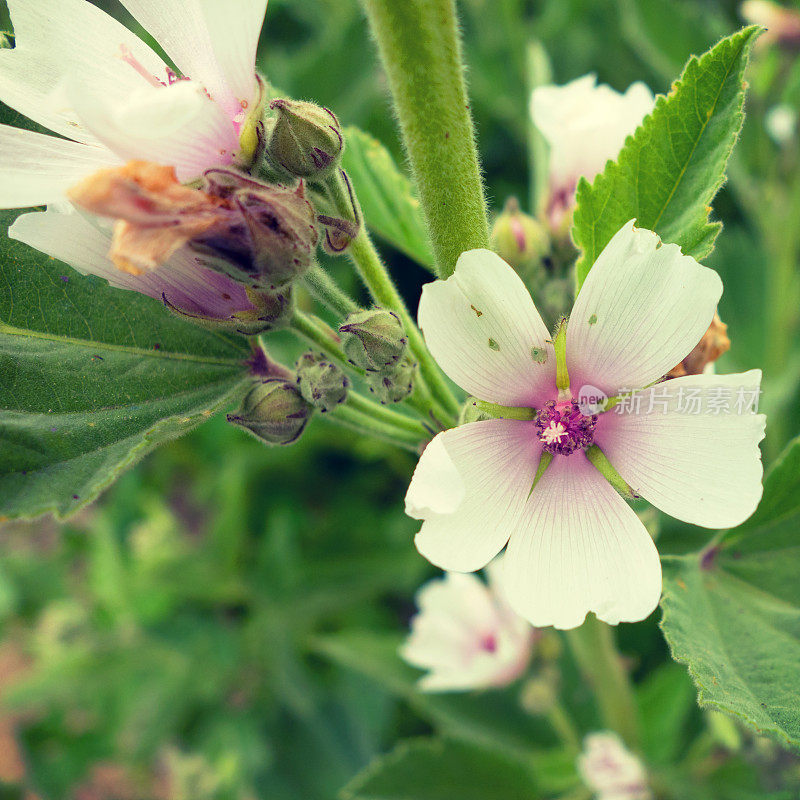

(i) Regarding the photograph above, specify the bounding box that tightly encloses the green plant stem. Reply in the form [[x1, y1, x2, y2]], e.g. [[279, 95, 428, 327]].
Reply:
[[327, 403, 422, 451], [547, 701, 582, 754], [564, 616, 641, 750], [291, 309, 350, 371], [323, 172, 460, 425], [304, 265, 360, 318], [359, 0, 490, 278], [346, 391, 430, 439]]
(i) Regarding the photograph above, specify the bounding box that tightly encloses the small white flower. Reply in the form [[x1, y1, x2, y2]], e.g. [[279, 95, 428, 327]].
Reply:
[[765, 104, 797, 145], [578, 732, 652, 800], [0, 0, 268, 318], [530, 75, 653, 226], [400, 560, 535, 692], [406, 222, 765, 629]]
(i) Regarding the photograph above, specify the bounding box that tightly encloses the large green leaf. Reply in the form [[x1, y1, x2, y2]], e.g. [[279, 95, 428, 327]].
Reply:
[[340, 738, 540, 800], [342, 127, 435, 271], [0, 210, 251, 519], [660, 435, 800, 749], [572, 26, 759, 287]]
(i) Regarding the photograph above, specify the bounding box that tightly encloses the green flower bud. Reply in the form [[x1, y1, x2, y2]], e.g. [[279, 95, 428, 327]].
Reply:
[[520, 668, 560, 716], [458, 397, 492, 425], [267, 98, 344, 180], [227, 380, 313, 445], [367, 358, 416, 404], [339, 308, 408, 372], [490, 197, 549, 279], [295, 351, 349, 412]]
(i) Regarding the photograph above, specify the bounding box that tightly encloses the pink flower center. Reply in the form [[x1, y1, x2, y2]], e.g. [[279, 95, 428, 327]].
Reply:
[[535, 400, 597, 456]]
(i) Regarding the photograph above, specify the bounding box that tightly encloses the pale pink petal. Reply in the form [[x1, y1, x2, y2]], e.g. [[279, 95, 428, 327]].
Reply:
[[503, 454, 661, 629], [0, 0, 168, 144], [0, 124, 120, 209], [8, 207, 254, 318], [68, 80, 238, 182], [418, 249, 555, 407], [119, 0, 267, 117], [405, 434, 465, 518], [567, 221, 723, 396], [406, 419, 543, 573], [594, 371, 766, 529]]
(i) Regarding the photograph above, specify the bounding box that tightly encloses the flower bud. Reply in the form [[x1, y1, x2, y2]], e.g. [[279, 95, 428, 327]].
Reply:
[[367, 358, 416, 404], [227, 380, 313, 446], [295, 351, 349, 412], [267, 99, 344, 180], [339, 308, 408, 372], [520, 667, 560, 715], [458, 397, 492, 425], [490, 198, 549, 278]]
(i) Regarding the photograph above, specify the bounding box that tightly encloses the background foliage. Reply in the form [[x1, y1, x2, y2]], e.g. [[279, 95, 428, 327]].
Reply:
[[0, 0, 799, 798]]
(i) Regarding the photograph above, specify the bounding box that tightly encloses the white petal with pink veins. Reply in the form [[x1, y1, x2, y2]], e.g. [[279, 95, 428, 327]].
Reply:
[[594, 371, 766, 529], [418, 248, 555, 407], [406, 419, 543, 573], [68, 80, 239, 182], [567, 221, 723, 396], [119, 0, 267, 117], [0, 0, 168, 145], [9, 207, 254, 318], [0, 125, 121, 209], [502, 453, 661, 629]]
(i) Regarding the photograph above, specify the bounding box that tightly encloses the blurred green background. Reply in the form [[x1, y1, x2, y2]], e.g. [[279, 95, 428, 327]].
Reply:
[[0, 0, 799, 797]]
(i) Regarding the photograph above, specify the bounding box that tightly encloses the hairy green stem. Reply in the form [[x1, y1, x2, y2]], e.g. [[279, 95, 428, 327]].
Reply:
[[347, 391, 430, 439], [291, 309, 350, 371], [328, 403, 422, 451], [547, 701, 582, 754], [359, 0, 490, 277], [564, 616, 641, 750], [304, 265, 360, 318]]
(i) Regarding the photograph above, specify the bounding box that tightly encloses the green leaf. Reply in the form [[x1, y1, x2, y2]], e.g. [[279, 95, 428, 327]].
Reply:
[[660, 435, 800, 749], [340, 738, 539, 800], [341, 126, 435, 271], [572, 26, 760, 288], [0, 210, 251, 520]]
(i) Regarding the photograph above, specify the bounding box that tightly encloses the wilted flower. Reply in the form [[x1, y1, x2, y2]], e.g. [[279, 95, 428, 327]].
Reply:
[[1, 0, 270, 320], [530, 75, 653, 229], [400, 560, 535, 692], [667, 312, 730, 378], [406, 221, 765, 629], [578, 732, 652, 800]]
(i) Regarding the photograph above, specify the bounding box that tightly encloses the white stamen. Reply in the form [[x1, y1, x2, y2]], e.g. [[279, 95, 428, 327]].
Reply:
[[540, 421, 567, 444]]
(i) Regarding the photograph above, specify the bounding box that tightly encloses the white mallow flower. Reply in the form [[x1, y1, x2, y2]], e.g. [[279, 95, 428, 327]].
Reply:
[[530, 75, 653, 226], [578, 732, 652, 800], [400, 560, 535, 692], [0, 0, 268, 319], [405, 221, 765, 629]]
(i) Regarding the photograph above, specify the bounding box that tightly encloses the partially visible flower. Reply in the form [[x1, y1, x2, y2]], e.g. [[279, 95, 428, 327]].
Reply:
[[667, 312, 730, 378], [1, 0, 269, 319], [406, 222, 765, 629], [765, 104, 797, 145], [530, 76, 653, 229], [578, 732, 652, 800], [400, 559, 535, 692], [741, 1, 800, 48]]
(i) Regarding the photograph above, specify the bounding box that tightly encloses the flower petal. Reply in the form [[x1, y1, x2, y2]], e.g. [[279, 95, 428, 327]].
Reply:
[[0, 0, 168, 144], [119, 0, 267, 117], [68, 80, 239, 182], [567, 221, 723, 396], [407, 419, 543, 573], [503, 453, 661, 629], [0, 125, 120, 209], [418, 249, 555, 406], [8, 207, 254, 318], [594, 371, 766, 529]]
